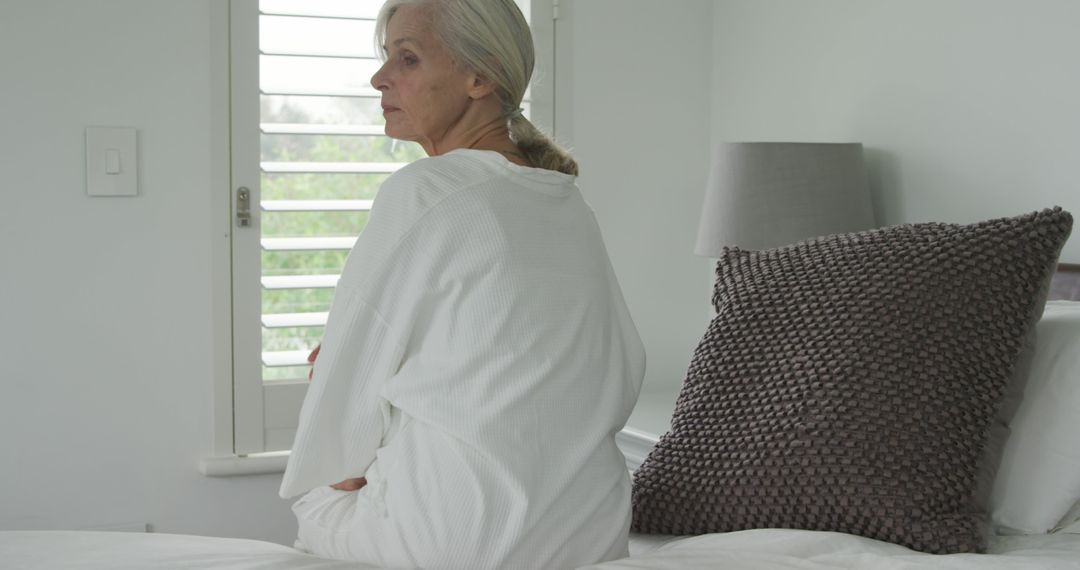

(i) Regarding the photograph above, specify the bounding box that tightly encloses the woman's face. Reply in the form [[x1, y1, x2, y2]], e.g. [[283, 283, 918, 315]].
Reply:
[[370, 4, 475, 151]]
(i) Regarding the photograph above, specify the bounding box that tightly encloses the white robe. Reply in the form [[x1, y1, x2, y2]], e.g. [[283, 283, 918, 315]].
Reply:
[[280, 149, 646, 569]]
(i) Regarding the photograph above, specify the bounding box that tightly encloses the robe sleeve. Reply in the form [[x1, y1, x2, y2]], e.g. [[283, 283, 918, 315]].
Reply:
[[278, 166, 426, 500], [279, 292, 407, 499]]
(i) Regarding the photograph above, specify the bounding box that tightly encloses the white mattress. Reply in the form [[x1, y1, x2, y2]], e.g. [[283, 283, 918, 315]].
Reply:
[[0, 531, 373, 570], [593, 529, 1080, 569], [4, 529, 1080, 569]]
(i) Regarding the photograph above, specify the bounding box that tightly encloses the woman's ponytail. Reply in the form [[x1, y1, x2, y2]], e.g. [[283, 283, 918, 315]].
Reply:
[[508, 113, 578, 176]]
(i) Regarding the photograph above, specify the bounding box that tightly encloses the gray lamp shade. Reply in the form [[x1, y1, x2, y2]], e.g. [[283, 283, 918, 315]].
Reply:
[[695, 142, 876, 256]]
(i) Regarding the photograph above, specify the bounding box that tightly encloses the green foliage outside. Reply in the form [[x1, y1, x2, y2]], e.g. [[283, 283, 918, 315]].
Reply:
[[259, 96, 425, 380]]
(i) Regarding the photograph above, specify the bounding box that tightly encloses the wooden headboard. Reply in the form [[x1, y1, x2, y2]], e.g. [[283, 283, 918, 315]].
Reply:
[[1050, 263, 1080, 301]]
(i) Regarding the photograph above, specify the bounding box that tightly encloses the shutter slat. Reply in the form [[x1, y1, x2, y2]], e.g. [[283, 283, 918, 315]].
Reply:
[[262, 237, 357, 251], [262, 274, 340, 289], [262, 350, 313, 367], [262, 199, 373, 212], [260, 49, 377, 60], [261, 123, 385, 136], [262, 312, 329, 328], [260, 11, 376, 22], [261, 161, 403, 174], [260, 86, 380, 98]]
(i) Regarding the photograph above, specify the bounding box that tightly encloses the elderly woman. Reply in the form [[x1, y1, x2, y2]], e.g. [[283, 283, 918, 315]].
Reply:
[[279, 0, 645, 568]]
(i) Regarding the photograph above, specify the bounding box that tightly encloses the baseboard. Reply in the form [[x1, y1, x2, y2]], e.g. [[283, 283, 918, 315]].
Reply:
[[81, 522, 149, 533]]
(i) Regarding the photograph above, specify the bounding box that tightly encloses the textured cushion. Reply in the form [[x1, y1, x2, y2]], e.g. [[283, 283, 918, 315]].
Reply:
[[631, 208, 1073, 554]]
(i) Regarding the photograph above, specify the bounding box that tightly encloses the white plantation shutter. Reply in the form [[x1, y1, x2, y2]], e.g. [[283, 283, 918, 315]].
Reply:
[[228, 0, 553, 454]]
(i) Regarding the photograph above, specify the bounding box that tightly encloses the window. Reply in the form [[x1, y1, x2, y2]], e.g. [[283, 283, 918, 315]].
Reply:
[[223, 0, 555, 457]]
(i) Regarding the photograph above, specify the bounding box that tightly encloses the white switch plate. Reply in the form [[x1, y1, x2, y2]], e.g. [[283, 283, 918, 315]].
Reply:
[[86, 127, 138, 196]]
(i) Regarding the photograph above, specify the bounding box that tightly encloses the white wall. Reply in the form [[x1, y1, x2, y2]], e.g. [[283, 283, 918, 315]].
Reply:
[[557, 0, 716, 403], [0, 0, 295, 544], [712, 0, 1080, 262]]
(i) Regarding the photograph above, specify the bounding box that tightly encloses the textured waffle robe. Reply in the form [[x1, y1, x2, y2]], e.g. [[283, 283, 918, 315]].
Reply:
[[279, 149, 647, 569]]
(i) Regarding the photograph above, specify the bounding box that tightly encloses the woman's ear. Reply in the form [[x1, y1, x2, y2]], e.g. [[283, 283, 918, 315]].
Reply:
[[465, 72, 498, 100]]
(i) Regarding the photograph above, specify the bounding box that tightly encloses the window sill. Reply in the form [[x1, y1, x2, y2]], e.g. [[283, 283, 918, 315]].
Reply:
[[199, 451, 289, 477], [199, 424, 661, 478], [616, 427, 660, 472], [619, 387, 677, 471]]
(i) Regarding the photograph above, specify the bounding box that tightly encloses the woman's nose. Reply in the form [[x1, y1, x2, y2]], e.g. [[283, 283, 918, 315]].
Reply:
[[371, 61, 389, 91]]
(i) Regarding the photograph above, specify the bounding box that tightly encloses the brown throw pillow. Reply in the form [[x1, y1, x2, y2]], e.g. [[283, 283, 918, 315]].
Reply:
[[631, 208, 1073, 554]]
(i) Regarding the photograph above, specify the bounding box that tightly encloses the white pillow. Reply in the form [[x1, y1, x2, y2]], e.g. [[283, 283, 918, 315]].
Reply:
[[991, 300, 1080, 534]]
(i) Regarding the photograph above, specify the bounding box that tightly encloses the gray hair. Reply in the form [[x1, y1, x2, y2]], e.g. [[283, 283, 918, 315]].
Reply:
[[375, 0, 579, 176]]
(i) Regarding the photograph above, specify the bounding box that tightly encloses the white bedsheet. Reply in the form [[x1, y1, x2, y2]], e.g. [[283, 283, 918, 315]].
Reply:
[[589, 529, 1080, 569], [0, 531, 372, 570], [5, 529, 1080, 569]]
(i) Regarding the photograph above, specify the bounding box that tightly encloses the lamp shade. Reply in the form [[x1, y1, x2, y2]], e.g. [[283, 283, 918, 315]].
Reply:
[[695, 142, 876, 256]]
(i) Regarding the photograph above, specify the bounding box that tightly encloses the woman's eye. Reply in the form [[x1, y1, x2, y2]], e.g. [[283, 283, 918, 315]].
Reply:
[[401, 54, 418, 66]]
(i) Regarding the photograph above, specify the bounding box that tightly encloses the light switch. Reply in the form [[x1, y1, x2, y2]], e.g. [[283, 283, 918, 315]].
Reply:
[[86, 127, 138, 196], [105, 149, 121, 175]]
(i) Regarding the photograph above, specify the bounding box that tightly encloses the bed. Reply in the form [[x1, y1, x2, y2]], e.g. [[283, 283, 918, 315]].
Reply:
[[2, 266, 1079, 569], [4, 524, 1080, 570]]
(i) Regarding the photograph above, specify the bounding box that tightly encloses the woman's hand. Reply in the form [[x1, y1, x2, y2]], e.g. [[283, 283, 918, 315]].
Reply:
[[330, 477, 367, 491], [307, 344, 321, 381]]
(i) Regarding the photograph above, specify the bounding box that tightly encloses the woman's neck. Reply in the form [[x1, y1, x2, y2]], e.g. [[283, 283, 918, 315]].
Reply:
[[465, 129, 529, 166], [422, 106, 529, 166]]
